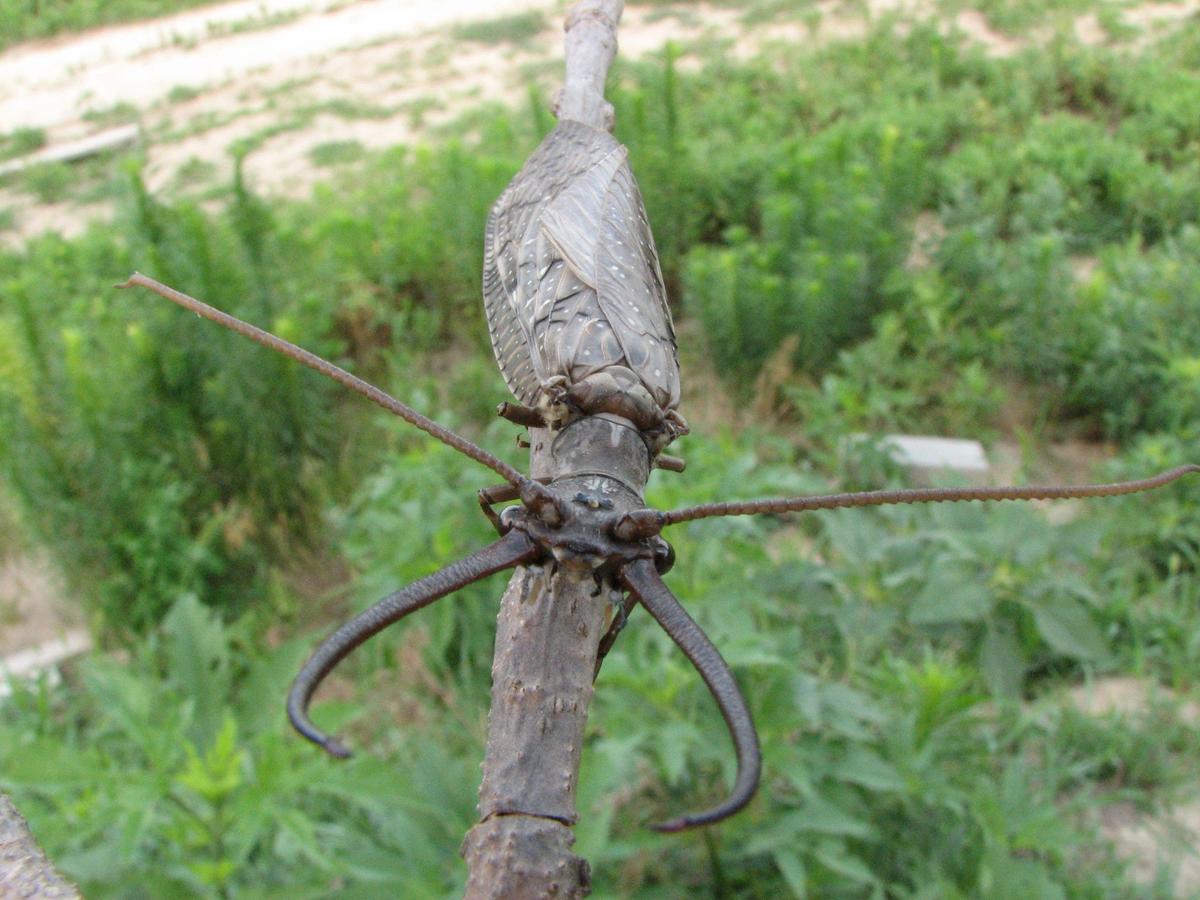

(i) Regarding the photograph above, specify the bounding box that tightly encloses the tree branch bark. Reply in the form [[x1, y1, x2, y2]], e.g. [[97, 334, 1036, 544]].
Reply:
[[462, 418, 647, 898], [555, 0, 624, 131], [460, 6, 628, 895], [0, 792, 79, 898]]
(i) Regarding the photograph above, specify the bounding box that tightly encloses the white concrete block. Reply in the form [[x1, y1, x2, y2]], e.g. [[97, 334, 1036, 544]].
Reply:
[[881, 434, 990, 474]]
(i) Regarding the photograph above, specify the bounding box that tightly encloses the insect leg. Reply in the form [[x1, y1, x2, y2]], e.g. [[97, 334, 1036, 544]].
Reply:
[[594, 539, 675, 679], [496, 401, 547, 429], [288, 530, 539, 757], [477, 477, 555, 534], [619, 558, 761, 832], [593, 590, 637, 681], [654, 454, 686, 473], [478, 483, 521, 534]]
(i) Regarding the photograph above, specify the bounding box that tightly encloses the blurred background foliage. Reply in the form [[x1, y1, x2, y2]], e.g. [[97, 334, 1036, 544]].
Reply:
[[2, 4, 1200, 897]]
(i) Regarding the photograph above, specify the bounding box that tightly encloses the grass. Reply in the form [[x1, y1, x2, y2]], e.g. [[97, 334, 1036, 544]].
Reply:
[[1, 5, 1199, 897], [0, 0, 216, 50], [81, 101, 141, 129], [16, 162, 74, 204], [166, 84, 202, 105], [0, 128, 47, 163], [451, 11, 549, 47], [169, 156, 219, 191], [202, 7, 301, 39], [308, 140, 366, 168], [1, 147, 139, 207]]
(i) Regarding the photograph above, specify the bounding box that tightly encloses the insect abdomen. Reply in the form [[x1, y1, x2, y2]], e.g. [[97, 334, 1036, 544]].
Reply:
[[483, 121, 684, 447]]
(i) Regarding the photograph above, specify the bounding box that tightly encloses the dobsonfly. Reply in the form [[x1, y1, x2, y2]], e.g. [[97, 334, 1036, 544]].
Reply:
[[118, 117, 1198, 834]]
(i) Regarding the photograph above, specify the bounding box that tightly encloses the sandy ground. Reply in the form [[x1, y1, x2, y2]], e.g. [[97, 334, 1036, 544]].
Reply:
[[0, 0, 755, 238], [0, 0, 549, 134], [0, 551, 78, 657], [1064, 678, 1200, 892], [1, 0, 1193, 246]]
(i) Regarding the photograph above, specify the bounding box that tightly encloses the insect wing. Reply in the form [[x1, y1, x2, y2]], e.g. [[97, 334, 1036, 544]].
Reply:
[[594, 158, 680, 409], [484, 210, 540, 404], [483, 122, 622, 403]]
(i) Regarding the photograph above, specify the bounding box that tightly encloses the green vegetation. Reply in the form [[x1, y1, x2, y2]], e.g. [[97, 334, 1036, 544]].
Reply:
[[0, 149, 134, 209], [0, 0, 216, 49], [309, 140, 367, 168], [166, 84, 203, 105], [81, 101, 141, 128], [451, 11, 548, 47], [2, 10, 1199, 897], [0, 127, 47, 163]]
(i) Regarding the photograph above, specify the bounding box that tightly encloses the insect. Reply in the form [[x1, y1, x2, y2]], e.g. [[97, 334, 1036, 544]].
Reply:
[[118, 119, 1198, 834]]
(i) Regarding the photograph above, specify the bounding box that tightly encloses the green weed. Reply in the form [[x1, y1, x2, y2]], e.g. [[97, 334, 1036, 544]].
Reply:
[[0, 127, 46, 163], [451, 11, 548, 46], [0, 0, 215, 50], [81, 101, 140, 128], [169, 156, 218, 190], [308, 140, 367, 168], [14, 162, 74, 204], [166, 84, 202, 105], [0, 595, 479, 895], [203, 8, 301, 39]]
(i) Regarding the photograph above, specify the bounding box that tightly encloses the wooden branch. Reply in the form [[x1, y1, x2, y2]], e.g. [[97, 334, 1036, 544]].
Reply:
[[461, 6, 629, 894], [0, 793, 79, 898], [554, 0, 625, 132], [462, 421, 649, 898], [460, 555, 602, 899]]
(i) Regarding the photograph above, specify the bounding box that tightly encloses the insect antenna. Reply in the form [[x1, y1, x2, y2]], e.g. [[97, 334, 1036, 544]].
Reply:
[[118, 272, 526, 486], [616, 465, 1200, 537]]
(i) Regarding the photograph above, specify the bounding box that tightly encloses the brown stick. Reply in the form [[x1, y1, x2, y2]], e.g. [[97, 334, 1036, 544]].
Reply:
[[555, 0, 624, 131], [460, 6, 627, 894], [0, 792, 79, 898], [460, 555, 604, 899], [462, 418, 649, 898]]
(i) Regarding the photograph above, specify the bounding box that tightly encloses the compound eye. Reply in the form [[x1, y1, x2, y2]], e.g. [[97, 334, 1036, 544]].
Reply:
[[652, 538, 675, 576], [498, 506, 522, 533]]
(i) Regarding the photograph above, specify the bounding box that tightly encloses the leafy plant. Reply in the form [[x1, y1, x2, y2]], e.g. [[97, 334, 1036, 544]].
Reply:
[[0, 167, 344, 632], [0, 595, 480, 896]]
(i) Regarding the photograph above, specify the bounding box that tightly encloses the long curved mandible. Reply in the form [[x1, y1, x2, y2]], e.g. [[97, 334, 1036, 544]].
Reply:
[[619, 558, 761, 832], [288, 530, 539, 757]]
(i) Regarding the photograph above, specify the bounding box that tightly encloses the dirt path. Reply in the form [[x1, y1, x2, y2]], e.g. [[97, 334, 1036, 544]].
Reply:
[[0, 0, 548, 135], [3, 0, 1198, 244], [0, 0, 752, 241]]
